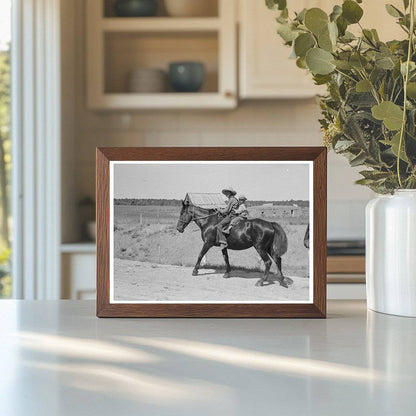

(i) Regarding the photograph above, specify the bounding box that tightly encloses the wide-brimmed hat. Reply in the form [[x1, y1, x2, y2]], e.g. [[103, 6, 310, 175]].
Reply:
[[238, 194, 247, 201], [222, 187, 237, 196]]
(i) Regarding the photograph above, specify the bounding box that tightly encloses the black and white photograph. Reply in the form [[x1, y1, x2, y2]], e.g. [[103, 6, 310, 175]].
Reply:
[[109, 161, 313, 303]]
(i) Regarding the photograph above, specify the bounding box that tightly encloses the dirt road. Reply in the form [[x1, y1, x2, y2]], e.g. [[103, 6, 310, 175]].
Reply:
[[114, 259, 310, 302]]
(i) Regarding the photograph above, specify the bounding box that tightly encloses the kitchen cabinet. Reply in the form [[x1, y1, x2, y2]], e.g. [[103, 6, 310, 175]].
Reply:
[[86, 0, 237, 109], [61, 244, 96, 300], [238, 0, 404, 99], [239, 0, 326, 99]]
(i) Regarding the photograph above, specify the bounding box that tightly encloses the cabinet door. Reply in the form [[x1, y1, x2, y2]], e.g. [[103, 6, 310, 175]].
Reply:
[[239, 0, 322, 99], [239, 0, 405, 99]]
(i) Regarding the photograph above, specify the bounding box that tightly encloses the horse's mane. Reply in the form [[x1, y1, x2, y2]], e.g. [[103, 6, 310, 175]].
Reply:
[[189, 204, 217, 214]]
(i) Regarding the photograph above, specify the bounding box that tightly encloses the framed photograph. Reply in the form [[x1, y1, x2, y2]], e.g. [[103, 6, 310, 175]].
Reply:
[[96, 147, 327, 318]]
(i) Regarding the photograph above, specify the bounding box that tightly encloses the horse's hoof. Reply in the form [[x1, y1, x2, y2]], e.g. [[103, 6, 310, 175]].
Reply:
[[280, 279, 288, 288], [255, 280, 264, 287], [223, 272, 230, 279], [192, 270, 198, 276]]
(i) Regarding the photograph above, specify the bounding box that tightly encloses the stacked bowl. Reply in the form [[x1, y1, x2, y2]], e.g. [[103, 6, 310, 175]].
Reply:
[[127, 68, 167, 93]]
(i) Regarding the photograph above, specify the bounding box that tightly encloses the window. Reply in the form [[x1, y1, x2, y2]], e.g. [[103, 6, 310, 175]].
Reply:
[[0, 0, 11, 298]]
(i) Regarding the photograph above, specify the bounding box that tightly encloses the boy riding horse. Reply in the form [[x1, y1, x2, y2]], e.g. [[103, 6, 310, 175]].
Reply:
[[224, 194, 248, 234], [216, 187, 239, 248]]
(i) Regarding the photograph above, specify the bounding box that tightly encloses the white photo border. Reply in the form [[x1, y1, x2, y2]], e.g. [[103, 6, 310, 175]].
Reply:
[[109, 161, 314, 304]]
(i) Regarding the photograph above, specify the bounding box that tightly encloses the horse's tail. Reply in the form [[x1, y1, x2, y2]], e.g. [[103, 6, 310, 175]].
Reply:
[[270, 222, 288, 258]]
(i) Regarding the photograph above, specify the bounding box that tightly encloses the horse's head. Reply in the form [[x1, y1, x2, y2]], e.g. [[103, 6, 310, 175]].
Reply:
[[176, 200, 193, 233]]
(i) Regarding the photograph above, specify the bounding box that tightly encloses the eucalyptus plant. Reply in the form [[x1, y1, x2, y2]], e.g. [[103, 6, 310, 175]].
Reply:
[[266, 0, 416, 193]]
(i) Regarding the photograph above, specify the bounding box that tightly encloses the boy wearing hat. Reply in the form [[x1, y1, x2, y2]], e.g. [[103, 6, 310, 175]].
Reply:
[[216, 187, 239, 248], [224, 195, 248, 234]]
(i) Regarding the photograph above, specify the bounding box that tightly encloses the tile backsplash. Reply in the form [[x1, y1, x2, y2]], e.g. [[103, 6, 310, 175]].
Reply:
[[71, 100, 373, 242]]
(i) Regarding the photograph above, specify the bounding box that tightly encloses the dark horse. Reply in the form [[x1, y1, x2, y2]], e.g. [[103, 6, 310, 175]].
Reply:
[[176, 201, 289, 287]]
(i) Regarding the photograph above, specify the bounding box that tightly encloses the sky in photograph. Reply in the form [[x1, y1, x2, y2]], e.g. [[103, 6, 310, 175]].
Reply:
[[0, 0, 11, 50], [113, 162, 310, 201]]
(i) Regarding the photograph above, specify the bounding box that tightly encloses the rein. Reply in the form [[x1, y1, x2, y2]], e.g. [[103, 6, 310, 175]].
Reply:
[[177, 206, 219, 223]]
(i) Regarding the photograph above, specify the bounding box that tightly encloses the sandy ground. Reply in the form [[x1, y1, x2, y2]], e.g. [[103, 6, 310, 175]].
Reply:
[[114, 258, 310, 302]]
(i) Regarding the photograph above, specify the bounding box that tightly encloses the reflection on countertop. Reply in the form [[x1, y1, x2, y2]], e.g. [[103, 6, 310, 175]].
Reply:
[[0, 300, 415, 415], [327, 239, 365, 256]]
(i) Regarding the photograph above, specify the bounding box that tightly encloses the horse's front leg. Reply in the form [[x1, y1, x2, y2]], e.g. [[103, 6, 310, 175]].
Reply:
[[222, 248, 231, 278], [192, 242, 212, 276]]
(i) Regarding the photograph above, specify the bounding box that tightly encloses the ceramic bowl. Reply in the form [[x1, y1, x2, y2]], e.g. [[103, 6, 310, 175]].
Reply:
[[114, 0, 158, 17], [168, 62, 205, 93], [127, 68, 167, 93]]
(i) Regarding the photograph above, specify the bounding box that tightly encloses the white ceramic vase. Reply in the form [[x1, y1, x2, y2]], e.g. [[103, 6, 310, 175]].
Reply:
[[366, 190, 416, 317]]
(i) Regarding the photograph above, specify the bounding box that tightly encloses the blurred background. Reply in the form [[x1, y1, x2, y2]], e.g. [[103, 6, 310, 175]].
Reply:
[[1, 0, 404, 300]]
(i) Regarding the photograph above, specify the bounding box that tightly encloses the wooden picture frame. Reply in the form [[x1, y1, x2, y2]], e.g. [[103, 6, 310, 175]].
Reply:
[[96, 147, 327, 318]]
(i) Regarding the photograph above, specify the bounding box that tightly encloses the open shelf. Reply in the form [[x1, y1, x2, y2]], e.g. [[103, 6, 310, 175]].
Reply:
[[101, 17, 221, 32], [103, 0, 219, 18], [90, 92, 235, 109], [104, 31, 219, 94], [86, 0, 237, 109]]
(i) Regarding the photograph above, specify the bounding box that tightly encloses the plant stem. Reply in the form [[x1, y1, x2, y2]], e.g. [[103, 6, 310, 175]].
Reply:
[[397, 0, 415, 188], [334, 68, 357, 83]]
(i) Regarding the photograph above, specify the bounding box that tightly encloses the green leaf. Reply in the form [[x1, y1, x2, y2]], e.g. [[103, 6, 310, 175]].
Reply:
[[356, 79, 372, 92], [360, 170, 391, 180], [379, 78, 386, 99], [330, 5, 343, 22], [350, 152, 368, 167], [304, 8, 329, 35], [344, 113, 368, 146], [296, 57, 307, 69], [385, 4, 403, 18], [328, 21, 338, 45], [339, 31, 356, 42], [369, 136, 381, 162], [350, 53, 368, 69], [375, 56, 395, 70], [407, 82, 416, 99], [403, 0, 410, 9], [266, 0, 287, 11], [276, 8, 289, 23], [313, 74, 332, 85], [333, 59, 353, 70], [336, 15, 348, 36], [294, 33, 315, 57], [317, 23, 338, 52], [382, 132, 409, 162], [306, 48, 335, 75], [318, 31, 333, 52], [334, 139, 355, 152], [355, 178, 377, 185], [362, 29, 375, 44], [349, 92, 377, 107], [372, 101, 404, 130], [295, 8, 307, 22], [277, 23, 299, 42], [401, 61, 416, 76], [342, 0, 363, 24], [371, 29, 380, 42]]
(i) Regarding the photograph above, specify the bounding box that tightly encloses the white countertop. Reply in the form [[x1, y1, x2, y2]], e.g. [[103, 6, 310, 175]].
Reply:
[[0, 300, 415, 415]]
